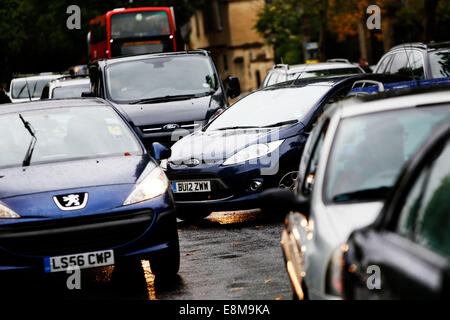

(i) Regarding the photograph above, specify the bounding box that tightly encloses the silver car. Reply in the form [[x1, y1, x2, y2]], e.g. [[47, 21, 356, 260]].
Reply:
[[9, 74, 62, 103], [263, 87, 450, 299]]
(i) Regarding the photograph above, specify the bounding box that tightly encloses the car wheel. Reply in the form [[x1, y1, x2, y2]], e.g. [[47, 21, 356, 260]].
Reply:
[[176, 209, 211, 222], [150, 237, 180, 277]]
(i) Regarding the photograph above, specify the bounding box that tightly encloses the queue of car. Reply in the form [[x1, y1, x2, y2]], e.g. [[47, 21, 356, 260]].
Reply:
[[1, 41, 449, 300]]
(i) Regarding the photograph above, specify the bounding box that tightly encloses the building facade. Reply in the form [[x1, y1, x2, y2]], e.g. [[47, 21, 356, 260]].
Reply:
[[187, 0, 275, 93]]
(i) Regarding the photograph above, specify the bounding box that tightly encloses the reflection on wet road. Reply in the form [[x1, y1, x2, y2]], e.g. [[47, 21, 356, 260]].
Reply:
[[0, 210, 290, 300]]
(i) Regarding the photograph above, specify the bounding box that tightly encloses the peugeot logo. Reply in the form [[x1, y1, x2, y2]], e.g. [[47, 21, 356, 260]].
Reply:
[[53, 193, 88, 211], [163, 123, 180, 131]]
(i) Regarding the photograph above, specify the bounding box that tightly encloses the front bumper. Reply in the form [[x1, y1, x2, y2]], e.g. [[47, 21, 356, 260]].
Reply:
[[0, 195, 178, 272], [167, 160, 296, 212]]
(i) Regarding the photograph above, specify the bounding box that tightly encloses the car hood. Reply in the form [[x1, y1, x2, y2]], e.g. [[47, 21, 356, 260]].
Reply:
[[0, 155, 153, 199], [113, 95, 212, 127], [170, 127, 292, 163], [322, 201, 384, 244]]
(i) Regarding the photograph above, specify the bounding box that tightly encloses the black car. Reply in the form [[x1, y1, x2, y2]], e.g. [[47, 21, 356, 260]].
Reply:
[[343, 119, 450, 299], [87, 50, 240, 150], [374, 42, 450, 79]]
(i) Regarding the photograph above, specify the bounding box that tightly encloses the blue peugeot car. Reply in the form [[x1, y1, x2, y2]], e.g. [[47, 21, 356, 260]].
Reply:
[[0, 98, 179, 275], [166, 74, 411, 221]]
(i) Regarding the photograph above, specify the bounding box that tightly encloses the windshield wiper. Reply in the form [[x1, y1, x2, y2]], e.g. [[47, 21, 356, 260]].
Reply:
[[332, 186, 391, 202], [19, 114, 37, 167], [261, 119, 299, 128], [217, 126, 262, 131], [129, 92, 212, 105]]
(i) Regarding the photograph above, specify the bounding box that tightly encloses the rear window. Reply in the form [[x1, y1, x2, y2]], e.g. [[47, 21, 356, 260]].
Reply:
[[429, 50, 450, 78]]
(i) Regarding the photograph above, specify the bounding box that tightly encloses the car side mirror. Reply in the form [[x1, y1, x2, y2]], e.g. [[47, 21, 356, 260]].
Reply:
[[152, 142, 171, 161], [81, 91, 94, 97], [260, 188, 310, 218], [226, 76, 241, 99]]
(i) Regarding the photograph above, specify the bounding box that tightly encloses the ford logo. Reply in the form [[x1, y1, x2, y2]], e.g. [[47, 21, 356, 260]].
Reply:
[[184, 158, 201, 167], [163, 124, 180, 131]]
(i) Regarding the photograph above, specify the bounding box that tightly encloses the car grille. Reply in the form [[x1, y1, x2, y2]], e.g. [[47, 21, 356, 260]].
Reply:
[[0, 210, 154, 257], [140, 121, 201, 135], [170, 174, 233, 202]]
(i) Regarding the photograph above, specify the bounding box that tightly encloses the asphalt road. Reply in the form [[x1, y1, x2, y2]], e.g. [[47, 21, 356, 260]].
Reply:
[[0, 210, 291, 300]]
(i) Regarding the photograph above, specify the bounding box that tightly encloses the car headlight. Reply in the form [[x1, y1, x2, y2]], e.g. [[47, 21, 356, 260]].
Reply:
[[123, 166, 169, 206], [0, 203, 21, 219], [222, 140, 284, 166]]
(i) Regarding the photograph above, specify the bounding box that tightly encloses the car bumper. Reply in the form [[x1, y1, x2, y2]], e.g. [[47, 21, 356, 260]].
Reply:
[[0, 193, 178, 272]]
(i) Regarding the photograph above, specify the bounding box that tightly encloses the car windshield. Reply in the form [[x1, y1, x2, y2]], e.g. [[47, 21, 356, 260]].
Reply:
[[105, 56, 218, 103], [206, 85, 332, 131], [292, 67, 362, 80], [0, 106, 142, 169], [429, 50, 450, 78], [325, 105, 450, 202], [11, 78, 55, 99], [52, 84, 90, 99]]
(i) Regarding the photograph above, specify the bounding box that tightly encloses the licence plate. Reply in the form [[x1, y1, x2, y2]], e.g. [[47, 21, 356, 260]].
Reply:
[[44, 250, 114, 273], [172, 181, 211, 193]]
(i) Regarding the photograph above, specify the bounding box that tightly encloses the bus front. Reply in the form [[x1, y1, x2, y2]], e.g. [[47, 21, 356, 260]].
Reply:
[[107, 7, 177, 58]]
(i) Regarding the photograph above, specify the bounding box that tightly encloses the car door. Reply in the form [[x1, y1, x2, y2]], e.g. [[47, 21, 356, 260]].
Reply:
[[344, 139, 450, 299]]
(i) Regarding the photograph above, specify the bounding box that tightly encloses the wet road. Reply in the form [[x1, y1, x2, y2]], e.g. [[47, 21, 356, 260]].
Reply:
[[0, 210, 291, 300]]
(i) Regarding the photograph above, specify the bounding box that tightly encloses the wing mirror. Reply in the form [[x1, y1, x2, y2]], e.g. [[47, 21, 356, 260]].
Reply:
[[226, 76, 241, 99], [151, 142, 171, 161], [260, 188, 310, 218], [81, 91, 94, 97]]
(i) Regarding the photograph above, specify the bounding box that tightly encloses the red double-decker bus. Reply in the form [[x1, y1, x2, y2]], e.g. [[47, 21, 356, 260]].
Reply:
[[88, 7, 177, 62]]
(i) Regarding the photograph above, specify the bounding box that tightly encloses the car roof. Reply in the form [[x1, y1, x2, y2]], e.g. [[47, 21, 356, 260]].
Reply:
[[11, 74, 62, 81], [94, 50, 210, 67], [286, 62, 359, 73], [0, 98, 110, 116], [333, 86, 450, 119], [49, 77, 90, 88], [389, 41, 450, 52]]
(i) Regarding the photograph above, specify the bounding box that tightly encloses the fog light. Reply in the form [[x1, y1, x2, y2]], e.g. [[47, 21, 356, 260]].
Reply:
[[249, 180, 263, 192]]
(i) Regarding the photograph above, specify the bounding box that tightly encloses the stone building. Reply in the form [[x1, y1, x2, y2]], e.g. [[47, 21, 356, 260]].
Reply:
[[187, 0, 274, 93]]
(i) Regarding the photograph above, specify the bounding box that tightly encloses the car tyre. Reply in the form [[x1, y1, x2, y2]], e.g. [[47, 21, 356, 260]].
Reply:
[[150, 236, 180, 277]]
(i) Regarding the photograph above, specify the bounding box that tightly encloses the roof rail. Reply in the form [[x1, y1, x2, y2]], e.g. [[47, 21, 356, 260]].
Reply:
[[326, 58, 351, 64], [272, 64, 289, 70]]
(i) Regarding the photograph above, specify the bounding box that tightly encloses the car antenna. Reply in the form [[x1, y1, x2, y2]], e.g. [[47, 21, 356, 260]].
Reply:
[[402, 40, 419, 87]]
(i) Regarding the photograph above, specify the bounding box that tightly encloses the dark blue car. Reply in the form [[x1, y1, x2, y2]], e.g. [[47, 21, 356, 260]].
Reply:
[[166, 74, 411, 221], [0, 98, 179, 275]]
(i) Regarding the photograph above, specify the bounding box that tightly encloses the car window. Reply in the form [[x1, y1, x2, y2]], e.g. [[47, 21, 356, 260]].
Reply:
[[396, 169, 429, 237], [52, 84, 91, 99], [375, 55, 393, 73], [325, 105, 450, 203], [388, 52, 409, 75], [0, 106, 142, 169], [414, 140, 450, 258], [301, 120, 329, 195], [429, 50, 450, 78], [406, 51, 425, 79], [266, 71, 282, 86]]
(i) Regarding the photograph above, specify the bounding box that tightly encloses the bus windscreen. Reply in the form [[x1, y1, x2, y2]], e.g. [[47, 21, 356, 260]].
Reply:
[[110, 11, 171, 39]]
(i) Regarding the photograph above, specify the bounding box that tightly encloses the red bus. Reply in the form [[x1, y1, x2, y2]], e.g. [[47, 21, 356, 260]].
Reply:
[[88, 7, 177, 62]]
